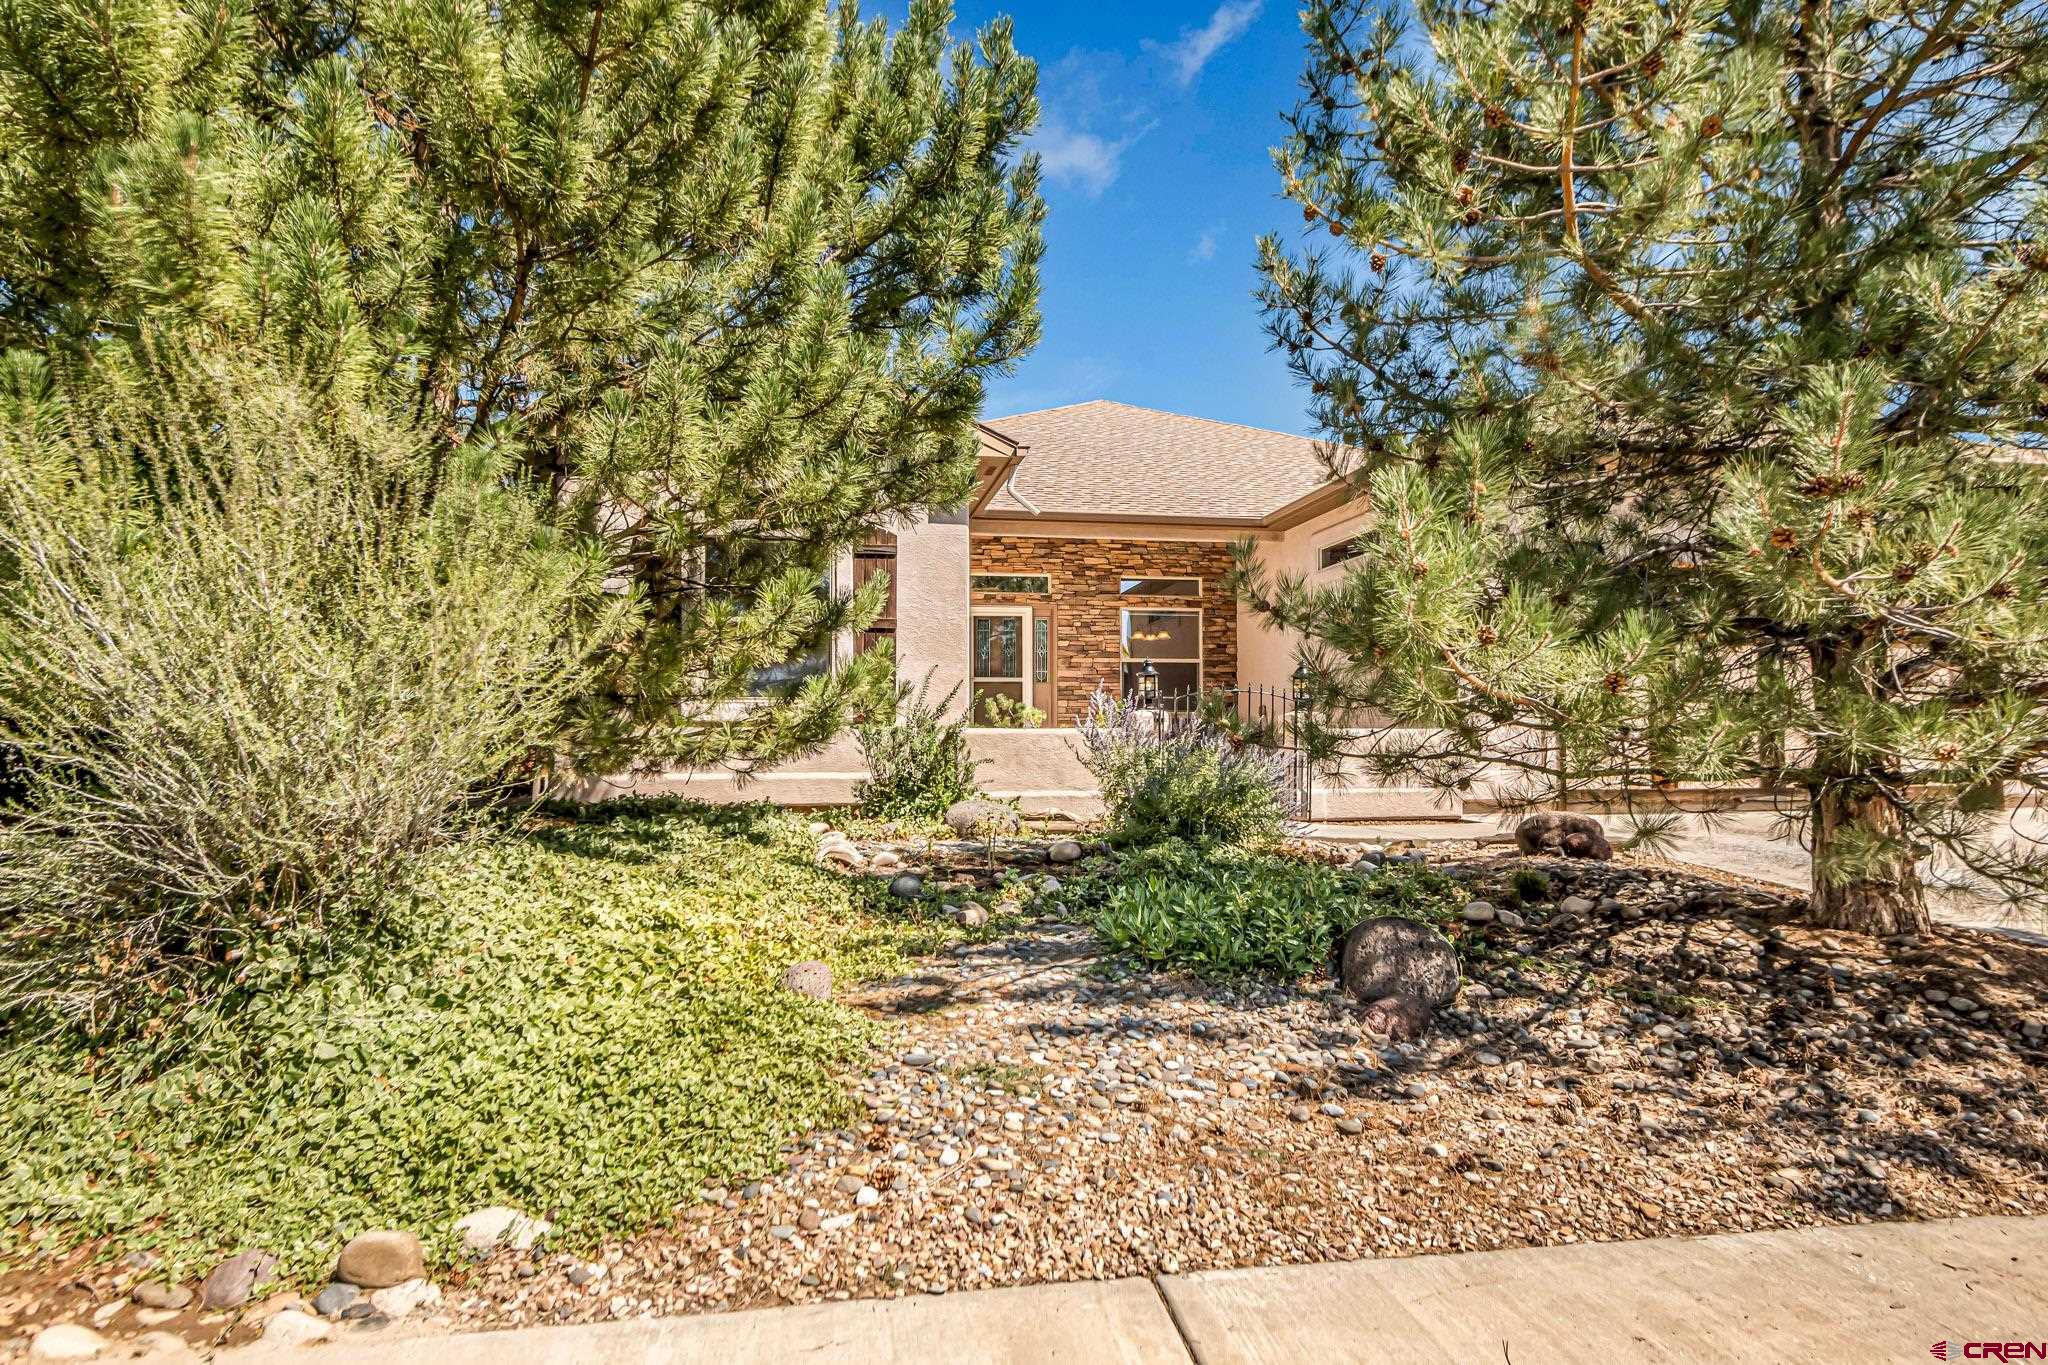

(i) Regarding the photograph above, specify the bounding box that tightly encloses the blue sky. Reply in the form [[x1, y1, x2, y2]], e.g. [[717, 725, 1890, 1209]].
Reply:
[[906, 2, 1318, 434]]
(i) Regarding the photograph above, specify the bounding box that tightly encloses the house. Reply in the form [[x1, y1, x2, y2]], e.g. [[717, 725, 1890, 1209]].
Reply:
[[599, 400, 1454, 819]]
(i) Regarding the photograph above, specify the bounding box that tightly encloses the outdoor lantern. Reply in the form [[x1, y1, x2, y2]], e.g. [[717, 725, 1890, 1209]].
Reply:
[[1292, 661, 1312, 696], [1136, 658, 1160, 705]]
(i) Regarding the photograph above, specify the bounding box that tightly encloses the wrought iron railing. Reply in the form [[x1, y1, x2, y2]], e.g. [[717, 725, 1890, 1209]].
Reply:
[[1141, 684, 1312, 817]]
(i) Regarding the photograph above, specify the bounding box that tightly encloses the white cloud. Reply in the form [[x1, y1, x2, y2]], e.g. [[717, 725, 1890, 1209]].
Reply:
[[1188, 229, 1219, 263], [1148, 2, 1263, 88], [1033, 124, 1144, 198]]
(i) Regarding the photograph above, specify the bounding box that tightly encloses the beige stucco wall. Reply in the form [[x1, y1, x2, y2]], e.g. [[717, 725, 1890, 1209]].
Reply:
[[567, 729, 1106, 816], [892, 510, 972, 717], [1237, 499, 1372, 692], [574, 724, 1464, 820]]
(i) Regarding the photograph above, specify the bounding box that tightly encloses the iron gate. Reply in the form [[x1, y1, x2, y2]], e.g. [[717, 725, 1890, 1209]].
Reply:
[[1150, 684, 1312, 818]]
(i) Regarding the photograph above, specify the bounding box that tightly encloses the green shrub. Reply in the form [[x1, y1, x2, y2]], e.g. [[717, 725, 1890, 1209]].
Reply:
[[1509, 867, 1553, 904], [1091, 842, 1463, 978], [977, 692, 1046, 728], [1074, 690, 1290, 847], [853, 674, 981, 822], [0, 801, 960, 1279], [0, 358, 624, 1035]]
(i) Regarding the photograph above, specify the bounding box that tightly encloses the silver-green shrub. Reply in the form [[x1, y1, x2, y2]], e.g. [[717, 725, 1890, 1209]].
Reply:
[[0, 357, 625, 1033], [1074, 690, 1291, 847], [854, 673, 981, 823]]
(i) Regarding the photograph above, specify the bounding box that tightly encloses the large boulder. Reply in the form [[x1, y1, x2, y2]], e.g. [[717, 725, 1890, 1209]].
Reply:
[[1338, 917, 1461, 1042], [1515, 811, 1614, 860], [944, 799, 1020, 838]]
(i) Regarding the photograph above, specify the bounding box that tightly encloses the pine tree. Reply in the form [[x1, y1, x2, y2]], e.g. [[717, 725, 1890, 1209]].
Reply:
[[1251, 0, 2048, 933], [0, 0, 1042, 772]]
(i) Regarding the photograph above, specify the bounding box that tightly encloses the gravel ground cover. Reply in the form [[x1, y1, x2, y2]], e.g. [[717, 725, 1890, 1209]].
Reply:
[[426, 838, 2048, 1330], [8, 833, 2045, 1358]]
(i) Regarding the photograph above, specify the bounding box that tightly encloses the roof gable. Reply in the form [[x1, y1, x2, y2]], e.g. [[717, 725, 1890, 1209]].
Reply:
[[977, 400, 1339, 523]]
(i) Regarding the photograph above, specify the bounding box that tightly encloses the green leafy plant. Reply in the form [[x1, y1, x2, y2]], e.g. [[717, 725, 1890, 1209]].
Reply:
[[1091, 842, 1462, 978], [0, 801, 965, 1280], [854, 674, 982, 823], [0, 356, 622, 1036], [1074, 690, 1291, 848], [977, 693, 1046, 728]]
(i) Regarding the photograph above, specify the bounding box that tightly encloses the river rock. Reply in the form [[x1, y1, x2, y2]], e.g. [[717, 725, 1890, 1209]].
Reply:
[[130, 1283, 192, 1311], [779, 960, 833, 1000], [368, 1278, 440, 1320], [28, 1325, 108, 1362], [335, 1231, 424, 1289], [312, 1283, 360, 1317], [260, 1310, 331, 1347], [200, 1250, 277, 1310], [944, 799, 1021, 837], [453, 1206, 553, 1254], [1047, 839, 1083, 863], [889, 872, 924, 900]]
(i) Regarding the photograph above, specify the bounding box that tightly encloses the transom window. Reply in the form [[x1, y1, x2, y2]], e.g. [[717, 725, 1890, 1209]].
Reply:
[[1318, 540, 1368, 573], [972, 573, 1051, 594], [1319, 538, 1365, 570], [1120, 608, 1200, 704], [1118, 576, 1199, 597]]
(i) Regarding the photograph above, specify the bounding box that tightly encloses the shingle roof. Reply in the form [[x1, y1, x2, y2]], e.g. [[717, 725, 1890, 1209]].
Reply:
[[978, 400, 1339, 522]]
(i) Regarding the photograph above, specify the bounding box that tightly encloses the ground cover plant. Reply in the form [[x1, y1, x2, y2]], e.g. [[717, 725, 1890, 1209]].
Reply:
[[1089, 841, 1463, 978], [0, 801, 964, 1281]]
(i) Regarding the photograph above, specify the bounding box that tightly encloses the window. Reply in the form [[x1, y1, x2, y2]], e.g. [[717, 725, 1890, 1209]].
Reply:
[[1319, 538, 1364, 570], [972, 573, 1051, 594], [971, 608, 1031, 723], [1120, 608, 1200, 705], [1119, 576, 1199, 597], [707, 541, 834, 696]]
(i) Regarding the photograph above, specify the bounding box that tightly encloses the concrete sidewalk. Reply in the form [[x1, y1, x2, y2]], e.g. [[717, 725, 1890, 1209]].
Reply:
[[225, 1215, 2047, 1364]]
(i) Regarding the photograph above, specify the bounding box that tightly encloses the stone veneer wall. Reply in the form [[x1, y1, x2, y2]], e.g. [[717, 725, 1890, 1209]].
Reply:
[[969, 534, 1239, 726]]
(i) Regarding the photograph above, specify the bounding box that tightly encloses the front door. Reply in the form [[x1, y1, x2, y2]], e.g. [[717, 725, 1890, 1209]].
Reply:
[[970, 607, 1030, 724]]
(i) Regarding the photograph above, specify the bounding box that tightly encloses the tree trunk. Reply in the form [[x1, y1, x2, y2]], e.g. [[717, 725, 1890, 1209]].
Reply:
[[1808, 783, 1932, 935]]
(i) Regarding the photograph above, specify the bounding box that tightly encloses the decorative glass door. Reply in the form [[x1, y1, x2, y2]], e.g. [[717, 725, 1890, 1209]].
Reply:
[[971, 608, 1030, 723]]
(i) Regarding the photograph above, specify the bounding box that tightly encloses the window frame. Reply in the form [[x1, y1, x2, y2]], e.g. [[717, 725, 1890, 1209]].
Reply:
[[1119, 606, 1201, 703], [1117, 575, 1201, 598], [970, 605, 1034, 722], [1318, 536, 1364, 571]]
